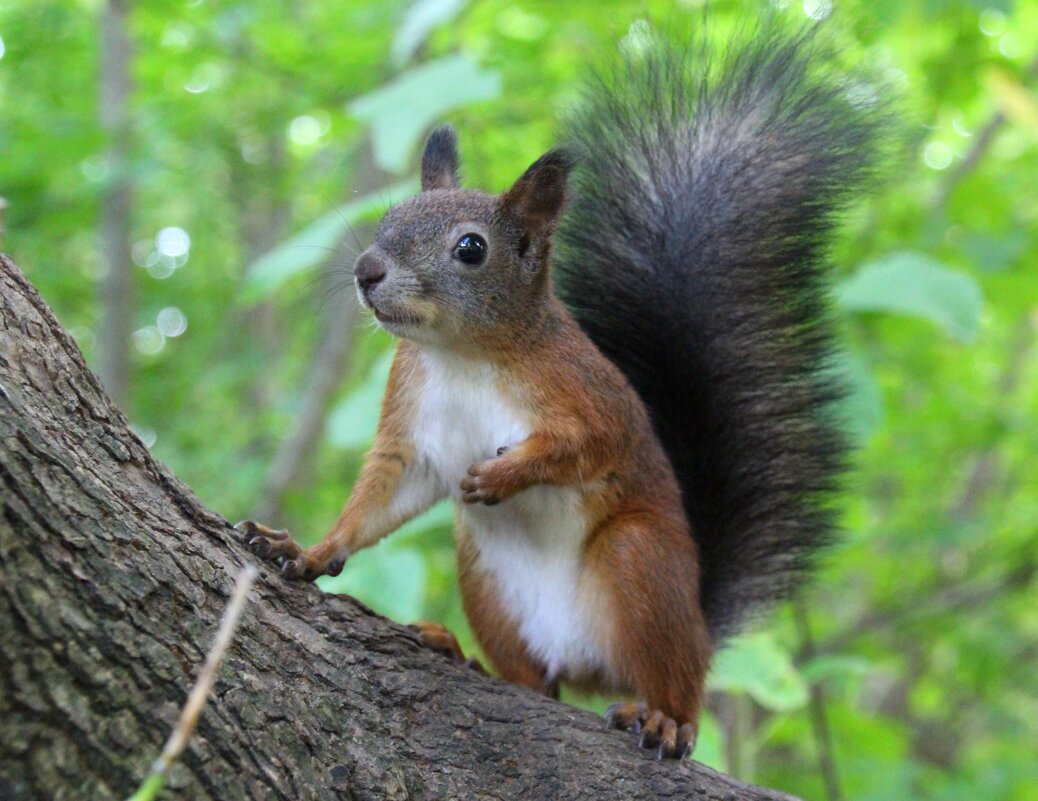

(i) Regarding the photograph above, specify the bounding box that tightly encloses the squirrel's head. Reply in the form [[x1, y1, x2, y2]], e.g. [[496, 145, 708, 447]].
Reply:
[[354, 125, 573, 349]]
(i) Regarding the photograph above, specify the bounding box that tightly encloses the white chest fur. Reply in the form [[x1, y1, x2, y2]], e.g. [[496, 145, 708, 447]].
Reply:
[[413, 350, 528, 493], [412, 349, 606, 681]]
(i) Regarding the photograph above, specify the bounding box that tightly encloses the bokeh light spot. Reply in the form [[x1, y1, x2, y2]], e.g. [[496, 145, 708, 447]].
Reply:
[[162, 23, 192, 50], [803, 0, 832, 20], [620, 20, 652, 57], [132, 239, 154, 267], [133, 326, 166, 356], [157, 307, 188, 338], [846, 82, 879, 109], [80, 156, 108, 183], [924, 141, 954, 170], [979, 9, 1006, 37], [69, 326, 96, 351], [156, 227, 190, 258], [999, 33, 1021, 58], [289, 115, 323, 146], [131, 424, 158, 449]]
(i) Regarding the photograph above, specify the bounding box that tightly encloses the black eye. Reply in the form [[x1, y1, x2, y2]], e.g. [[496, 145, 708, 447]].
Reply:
[[453, 233, 487, 265]]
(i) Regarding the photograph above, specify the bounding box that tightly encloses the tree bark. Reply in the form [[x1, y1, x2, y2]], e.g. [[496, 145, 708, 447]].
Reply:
[[0, 255, 800, 801]]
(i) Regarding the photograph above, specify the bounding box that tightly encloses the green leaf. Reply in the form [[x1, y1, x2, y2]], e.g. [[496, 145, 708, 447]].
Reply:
[[326, 350, 395, 450], [317, 544, 428, 622], [240, 180, 418, 303], [349, 55, 501, 174], [391, 0, 468, 68], [837, 349, 885, 444], [709, 631, 809, 712], [957, 229, 1028, 274], [801, 654, 872, 684], [835, 251, 983, 342]]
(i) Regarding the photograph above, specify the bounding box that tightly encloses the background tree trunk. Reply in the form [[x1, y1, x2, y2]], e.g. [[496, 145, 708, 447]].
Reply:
[[96, 0, 135, 411], [0, 256, 799, 801], [250, 136, 384, 525]]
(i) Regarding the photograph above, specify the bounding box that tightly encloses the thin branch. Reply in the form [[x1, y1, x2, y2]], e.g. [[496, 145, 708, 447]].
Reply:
[[126, 564, 258, 801], [794, 600, 843, 801], [931, 50, 1038, 214]]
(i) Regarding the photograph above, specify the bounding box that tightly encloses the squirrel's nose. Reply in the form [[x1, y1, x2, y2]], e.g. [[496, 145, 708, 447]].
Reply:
[[354, 253, 387, 294]]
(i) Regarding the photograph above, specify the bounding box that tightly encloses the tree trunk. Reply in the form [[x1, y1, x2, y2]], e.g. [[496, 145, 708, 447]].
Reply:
[[0, 255, 799, 801]]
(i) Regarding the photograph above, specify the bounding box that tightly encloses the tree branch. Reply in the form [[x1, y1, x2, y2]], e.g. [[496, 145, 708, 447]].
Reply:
[[0, 254, 800, 800], [931, 49, 1038, 215]]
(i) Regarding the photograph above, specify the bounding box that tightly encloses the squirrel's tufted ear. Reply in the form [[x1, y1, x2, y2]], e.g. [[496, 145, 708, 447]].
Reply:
[[501, 149, 575, 248], [421, 125, 460, 191]]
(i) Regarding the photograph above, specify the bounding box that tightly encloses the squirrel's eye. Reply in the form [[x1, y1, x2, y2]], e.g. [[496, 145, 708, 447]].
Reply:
[[453, 233, 487, 266]]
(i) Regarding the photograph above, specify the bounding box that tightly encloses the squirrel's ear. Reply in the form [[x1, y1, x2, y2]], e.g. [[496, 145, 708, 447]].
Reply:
[[421, 125, 460, 191], [501, 149, 575, 246]]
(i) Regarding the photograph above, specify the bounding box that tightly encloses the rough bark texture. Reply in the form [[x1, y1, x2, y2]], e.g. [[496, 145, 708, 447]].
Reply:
[[0, 256, 800, 801]]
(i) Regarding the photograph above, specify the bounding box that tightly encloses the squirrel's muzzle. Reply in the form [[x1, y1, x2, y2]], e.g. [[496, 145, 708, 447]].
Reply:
[[354, 251, 388, 296]]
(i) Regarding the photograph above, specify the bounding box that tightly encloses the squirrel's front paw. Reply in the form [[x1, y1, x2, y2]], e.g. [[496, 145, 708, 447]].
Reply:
[[235, 521, 345, 582], [237, 520, 301, 560], [460, 458, 520, 505]]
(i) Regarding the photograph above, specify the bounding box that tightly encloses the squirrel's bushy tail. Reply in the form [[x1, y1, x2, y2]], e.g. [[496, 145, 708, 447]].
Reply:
[[555, 23, 886, 639]]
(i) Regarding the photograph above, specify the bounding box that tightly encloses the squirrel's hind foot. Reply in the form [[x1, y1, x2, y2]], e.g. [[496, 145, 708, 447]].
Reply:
[[409, 621, 487, 674], [605, 702, 696, 761]]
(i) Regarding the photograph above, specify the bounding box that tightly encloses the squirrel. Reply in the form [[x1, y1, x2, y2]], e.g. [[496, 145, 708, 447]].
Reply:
[[239, 23, 886, 760]]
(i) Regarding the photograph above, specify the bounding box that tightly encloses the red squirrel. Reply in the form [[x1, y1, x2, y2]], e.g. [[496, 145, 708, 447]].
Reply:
[[240, 24, 885, 760]]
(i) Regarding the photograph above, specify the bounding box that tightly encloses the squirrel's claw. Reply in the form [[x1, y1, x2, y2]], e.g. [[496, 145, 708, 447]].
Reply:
[[605, 701, 648, 732], [280, 554, 345, 582], [606, 702, 695, 760], [459, 457, 523, 505], [236, 520, 345, 582], [236, 520, 300, 559], [459, 462, 503, 505], [245, 532, 273, 559], [280, 556, 307, 580]]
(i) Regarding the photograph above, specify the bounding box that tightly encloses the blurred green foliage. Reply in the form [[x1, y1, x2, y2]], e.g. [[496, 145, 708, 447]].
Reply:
[[1, 0, 1036, 798]]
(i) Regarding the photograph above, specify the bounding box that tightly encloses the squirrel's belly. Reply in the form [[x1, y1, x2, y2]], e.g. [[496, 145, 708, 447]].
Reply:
[[460, 489, 609, 683], [412, 349, 609, 682]]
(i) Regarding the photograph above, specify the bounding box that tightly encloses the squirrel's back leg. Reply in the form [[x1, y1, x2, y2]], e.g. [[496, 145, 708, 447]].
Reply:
[[455, 523, 558, 698], [587, 512, 712, 758]]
